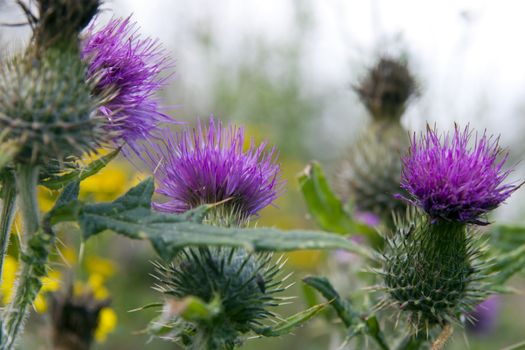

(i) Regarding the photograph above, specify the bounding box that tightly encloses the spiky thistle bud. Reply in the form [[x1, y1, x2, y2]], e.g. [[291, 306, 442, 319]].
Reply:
[[0, 50, 106, 165], [354, 57, 417, 122], [376, 125, 520, 335], [334, 57, 417, 225], [141, 117, 283, 226], [335, 121, 409, 225], [152, 249, 290, 349], [377, 209, 490, 334]]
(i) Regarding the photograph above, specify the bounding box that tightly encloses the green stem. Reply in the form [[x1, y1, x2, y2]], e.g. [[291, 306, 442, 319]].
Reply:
[[395, 335, 427, 350], [15, 164, 40, 238], [1, 164, 45, 350], [0, 173, 16, 283]]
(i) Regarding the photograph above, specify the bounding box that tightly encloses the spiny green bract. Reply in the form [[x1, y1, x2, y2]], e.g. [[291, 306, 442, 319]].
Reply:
[[335, 121, 409, 225], [375, 209, 492, 334], [0, 50, 107, 165], [152, 247, 290, 350]]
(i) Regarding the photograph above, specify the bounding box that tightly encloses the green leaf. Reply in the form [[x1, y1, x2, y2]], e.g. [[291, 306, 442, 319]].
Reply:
[[365, 315, 389, 350], [46, 178, 372, 260], [45, 181, 81, 225], [303, 276, 389, 350], [254, 303, 327, 337], [298, 162, 355, 234], [302, 276, 358, 327], [488, 244, 525, 285], [177, 295, 221, 322], [298, 162, 382, 247], [490, 224, 525, 252], [41, 149, 120, 190], [128, 302, 164, 313]]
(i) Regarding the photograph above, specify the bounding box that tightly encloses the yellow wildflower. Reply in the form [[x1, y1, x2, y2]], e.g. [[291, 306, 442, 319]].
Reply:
[[88, 273, 110, 300], [41, 270, 62, 293], [94, 307, 118, 342], [1, 255, 18, 305], [85, 256, 116, 279], [34, 293, 48, 313]]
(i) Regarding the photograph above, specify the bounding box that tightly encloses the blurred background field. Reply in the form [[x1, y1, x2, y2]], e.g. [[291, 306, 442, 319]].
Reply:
[[1, 0, 525, 349]]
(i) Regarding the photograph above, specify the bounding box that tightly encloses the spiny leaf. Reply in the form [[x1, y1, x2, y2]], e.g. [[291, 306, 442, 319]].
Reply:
[[253, 303, 327, 337], [45, 181, 81, 225], [48, 178, 373, 260], [40, 149, 119, 190]]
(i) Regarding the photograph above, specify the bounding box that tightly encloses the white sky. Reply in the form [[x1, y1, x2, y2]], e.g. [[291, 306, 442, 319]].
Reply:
[[102, 0, 525, 137]]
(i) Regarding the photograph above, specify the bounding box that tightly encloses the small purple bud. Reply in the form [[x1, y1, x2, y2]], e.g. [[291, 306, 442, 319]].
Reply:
[[466, 295, 502, 335]]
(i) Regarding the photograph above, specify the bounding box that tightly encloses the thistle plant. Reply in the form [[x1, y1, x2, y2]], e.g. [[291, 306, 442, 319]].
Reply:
[[0, 1, 173, 348], [376, 125, 521, 338], [335, 57, 418, 225], [2, 2, 524, 350], [142, 118, 293, 349]]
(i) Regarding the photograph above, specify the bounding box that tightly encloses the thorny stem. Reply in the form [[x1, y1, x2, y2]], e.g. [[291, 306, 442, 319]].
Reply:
[[0, 173, 16, 284], [1, 164, 43, 350], [431, 324, 453, 350]]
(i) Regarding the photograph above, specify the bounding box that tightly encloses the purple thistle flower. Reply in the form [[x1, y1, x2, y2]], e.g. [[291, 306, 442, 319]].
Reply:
[[81, 17, 172, 144], [466, 295, 502, 335], [141, 117, 283, 219], [399, 125, 521, 225]]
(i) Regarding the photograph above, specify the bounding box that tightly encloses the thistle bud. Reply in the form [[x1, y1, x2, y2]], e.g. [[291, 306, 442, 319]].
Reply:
[[152, 248, 289, 349], [354, 57, 417, 122], [0, 51, 105, 165], [378, 211, 489, 333]]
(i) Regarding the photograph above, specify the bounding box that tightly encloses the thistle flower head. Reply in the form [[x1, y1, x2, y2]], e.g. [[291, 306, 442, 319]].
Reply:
[[142, 117, 283, 223], [355, 57, 417, 122], [400, 125, 520, 225], [81, 17, 172, 145]]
